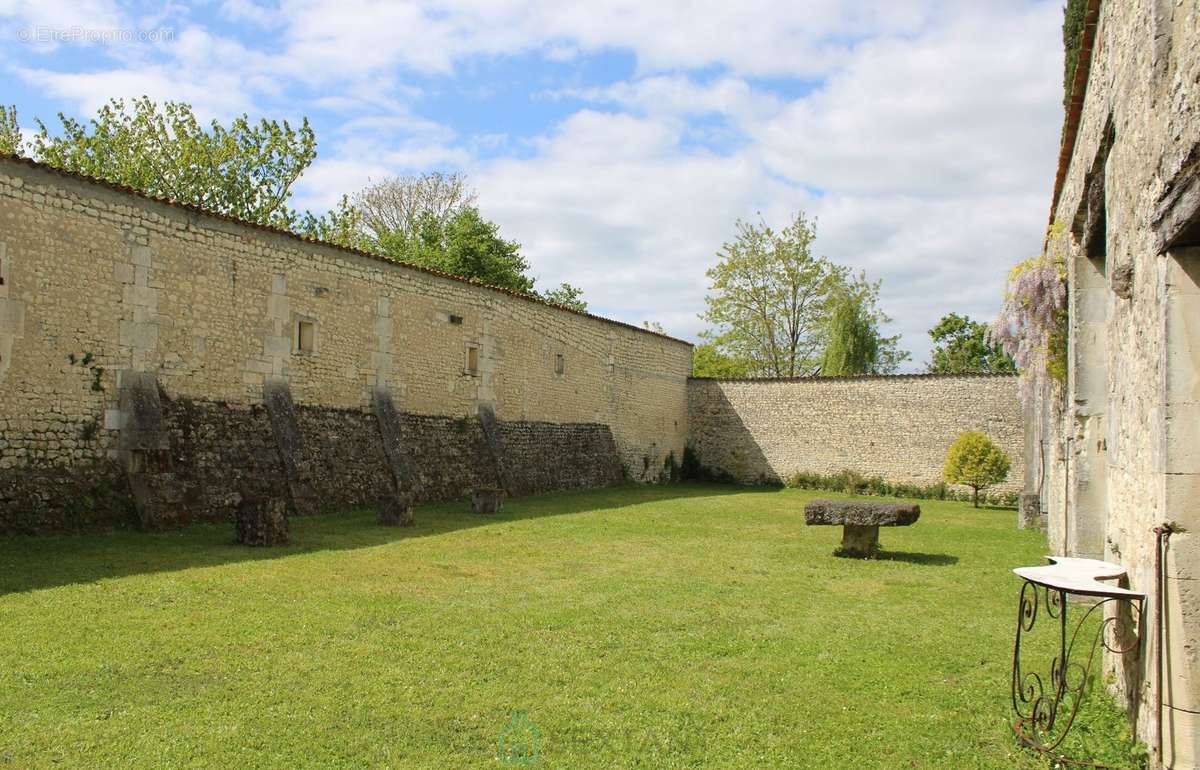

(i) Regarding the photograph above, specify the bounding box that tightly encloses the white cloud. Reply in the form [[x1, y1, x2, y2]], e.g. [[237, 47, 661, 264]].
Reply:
[[472, 110, 808, 336], [266, 0, 938, 79], [16, 62, 258, 119], [756, 3, 1061, 198], [464, 2, 1062, 367], [1, 0, 1065, 369]]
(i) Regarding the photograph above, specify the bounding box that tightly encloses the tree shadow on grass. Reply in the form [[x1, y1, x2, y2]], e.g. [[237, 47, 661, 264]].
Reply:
[[876, 550, 960, 566], [0, 482, 781, 596]]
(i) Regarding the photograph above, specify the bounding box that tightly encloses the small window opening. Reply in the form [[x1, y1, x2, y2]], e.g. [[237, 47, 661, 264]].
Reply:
[[466, 344, 479, 375], [554, 353, 565, 375], [449, 314, 463, 325], [296, 320, 315, 353]]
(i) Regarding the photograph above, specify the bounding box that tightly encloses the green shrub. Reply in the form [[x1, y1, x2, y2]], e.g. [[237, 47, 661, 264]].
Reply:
[[784, 468, 1017, 508], [943, 431, 1011, 508]]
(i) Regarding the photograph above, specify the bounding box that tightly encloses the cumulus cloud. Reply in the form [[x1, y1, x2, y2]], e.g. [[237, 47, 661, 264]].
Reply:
[[0, 0, 1065, 367]]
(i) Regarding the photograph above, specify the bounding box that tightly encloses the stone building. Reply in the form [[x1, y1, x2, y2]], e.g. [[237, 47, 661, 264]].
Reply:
[[1029, 1, 1200, 766]]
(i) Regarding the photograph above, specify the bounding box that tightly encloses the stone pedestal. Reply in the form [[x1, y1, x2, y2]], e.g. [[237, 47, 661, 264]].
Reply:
[[838, 524, 881, 558], [1018, 493, 1042, 530], [235, 496, 289, 546], [471, 488, 504, 514], [377, 494, 414, 527], [803, 499, 920, 559]]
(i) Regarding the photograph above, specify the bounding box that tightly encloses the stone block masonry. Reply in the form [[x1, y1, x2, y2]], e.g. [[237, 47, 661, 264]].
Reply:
[[688, 374, 1024, 493], [0, 153, 1023, 534], [0, 155, 692, 530]]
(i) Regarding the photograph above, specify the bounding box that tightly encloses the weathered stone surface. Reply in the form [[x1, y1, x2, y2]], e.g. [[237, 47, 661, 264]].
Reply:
[[471, 488, 504, 514], [804, 500, 920, 527], [495, 420, 625, 496], [0, 461, 133, 534], [0, 155, 692, 524], [128, 469, 189, 530], [837, 524, 880, 558], [372, 388, 415, 498], [263, 380, 319, 517], [1031, 4, 1200, 764], [235, 496, 289, 546], [1018, 493, 1041, 530], [687, 375, 1023, 494], [377, 494, 414, 527]]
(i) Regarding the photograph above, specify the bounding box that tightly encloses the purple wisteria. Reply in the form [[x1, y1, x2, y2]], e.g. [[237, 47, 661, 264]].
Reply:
[[990, 253, 1067, 404]]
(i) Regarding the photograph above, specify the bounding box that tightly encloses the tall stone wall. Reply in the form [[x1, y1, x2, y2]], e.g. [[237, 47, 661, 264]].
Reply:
[[0, 156, 692, 530], [1035, 2, 1200, 765], [688, 374, 1024, 493]]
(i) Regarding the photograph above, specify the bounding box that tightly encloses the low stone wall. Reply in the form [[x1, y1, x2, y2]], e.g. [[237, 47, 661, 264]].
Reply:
[[497, 421, 625, 497], [687, 374, 1024, 493], [0, 461, 134, 534], [0, 384, 630, 532]]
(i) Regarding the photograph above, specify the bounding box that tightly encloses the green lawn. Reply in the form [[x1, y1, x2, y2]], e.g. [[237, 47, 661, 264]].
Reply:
[[0, 484, 1141, 768]]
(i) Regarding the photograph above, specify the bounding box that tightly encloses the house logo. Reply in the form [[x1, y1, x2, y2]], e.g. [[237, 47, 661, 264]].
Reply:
[[496, 710, 540, 765]]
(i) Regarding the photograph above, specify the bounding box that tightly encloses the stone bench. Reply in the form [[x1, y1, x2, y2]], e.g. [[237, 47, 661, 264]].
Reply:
[[803, 499, 920, 558]]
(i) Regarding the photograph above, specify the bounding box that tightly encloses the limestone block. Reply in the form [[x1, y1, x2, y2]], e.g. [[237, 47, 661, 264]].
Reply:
[[837, 524, 880, 558], [1019, 493, 1042, 529], [804, 500, 921, 527], [377, 494, 414, 527], [471, 487, 504, 514], [235, 496, 289, 546]]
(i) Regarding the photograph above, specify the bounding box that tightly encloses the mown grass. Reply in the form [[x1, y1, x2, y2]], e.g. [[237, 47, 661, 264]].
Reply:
[[0, 484, 1143, 768]]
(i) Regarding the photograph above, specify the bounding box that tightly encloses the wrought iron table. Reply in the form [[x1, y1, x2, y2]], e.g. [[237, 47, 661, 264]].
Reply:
[[1010, 556, 1145, 767]]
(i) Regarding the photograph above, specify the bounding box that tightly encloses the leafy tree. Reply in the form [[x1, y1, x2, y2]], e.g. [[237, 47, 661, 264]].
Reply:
[[701, 212, 904, 377], [927, 313, 1016, 374], [295, 195, 368, 250], [821, 281, 909, 376], [943, 431, 1011, 507], [29, 97, 316, 229], [692, 343, 754, 378], [351, 173, 570, 298], [540, 282, 588, 312], [0, 105, 22, 155], [381, 207, 534, 293], [701, 212, 843, 377], [353, 172, 476, 248]]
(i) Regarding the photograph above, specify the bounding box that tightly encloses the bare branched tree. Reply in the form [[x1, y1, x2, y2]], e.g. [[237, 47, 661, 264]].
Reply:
[[353, 172, 477, 246]]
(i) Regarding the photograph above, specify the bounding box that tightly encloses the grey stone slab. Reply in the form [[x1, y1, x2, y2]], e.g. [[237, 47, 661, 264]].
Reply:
[[803, 499, 920, 527]]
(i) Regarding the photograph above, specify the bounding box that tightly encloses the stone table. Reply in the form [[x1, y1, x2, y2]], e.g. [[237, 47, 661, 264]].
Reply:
[[803, 499, 920, 557]]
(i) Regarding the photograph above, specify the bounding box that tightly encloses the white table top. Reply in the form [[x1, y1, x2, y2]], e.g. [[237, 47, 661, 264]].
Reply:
[[1013, 556, 1146, 600]]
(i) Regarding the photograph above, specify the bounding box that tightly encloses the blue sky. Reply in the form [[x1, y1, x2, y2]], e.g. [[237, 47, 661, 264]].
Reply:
[[0, 0, 1065, 368]]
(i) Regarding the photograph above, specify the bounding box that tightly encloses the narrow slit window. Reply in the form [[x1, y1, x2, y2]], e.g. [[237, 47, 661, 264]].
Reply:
[[554, 353, 565, 375], [466, 344, 479, 375], [296, 320, 315, 353]]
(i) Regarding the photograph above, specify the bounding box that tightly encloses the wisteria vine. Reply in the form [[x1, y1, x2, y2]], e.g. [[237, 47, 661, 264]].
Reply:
[[990, 229, 1068, 405]]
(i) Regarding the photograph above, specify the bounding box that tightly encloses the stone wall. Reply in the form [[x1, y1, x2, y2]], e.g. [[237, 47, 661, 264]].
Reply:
[[0, 156, 692, 529], [1034, 2, 1200, 766], [688, 374, 1024, 493]]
